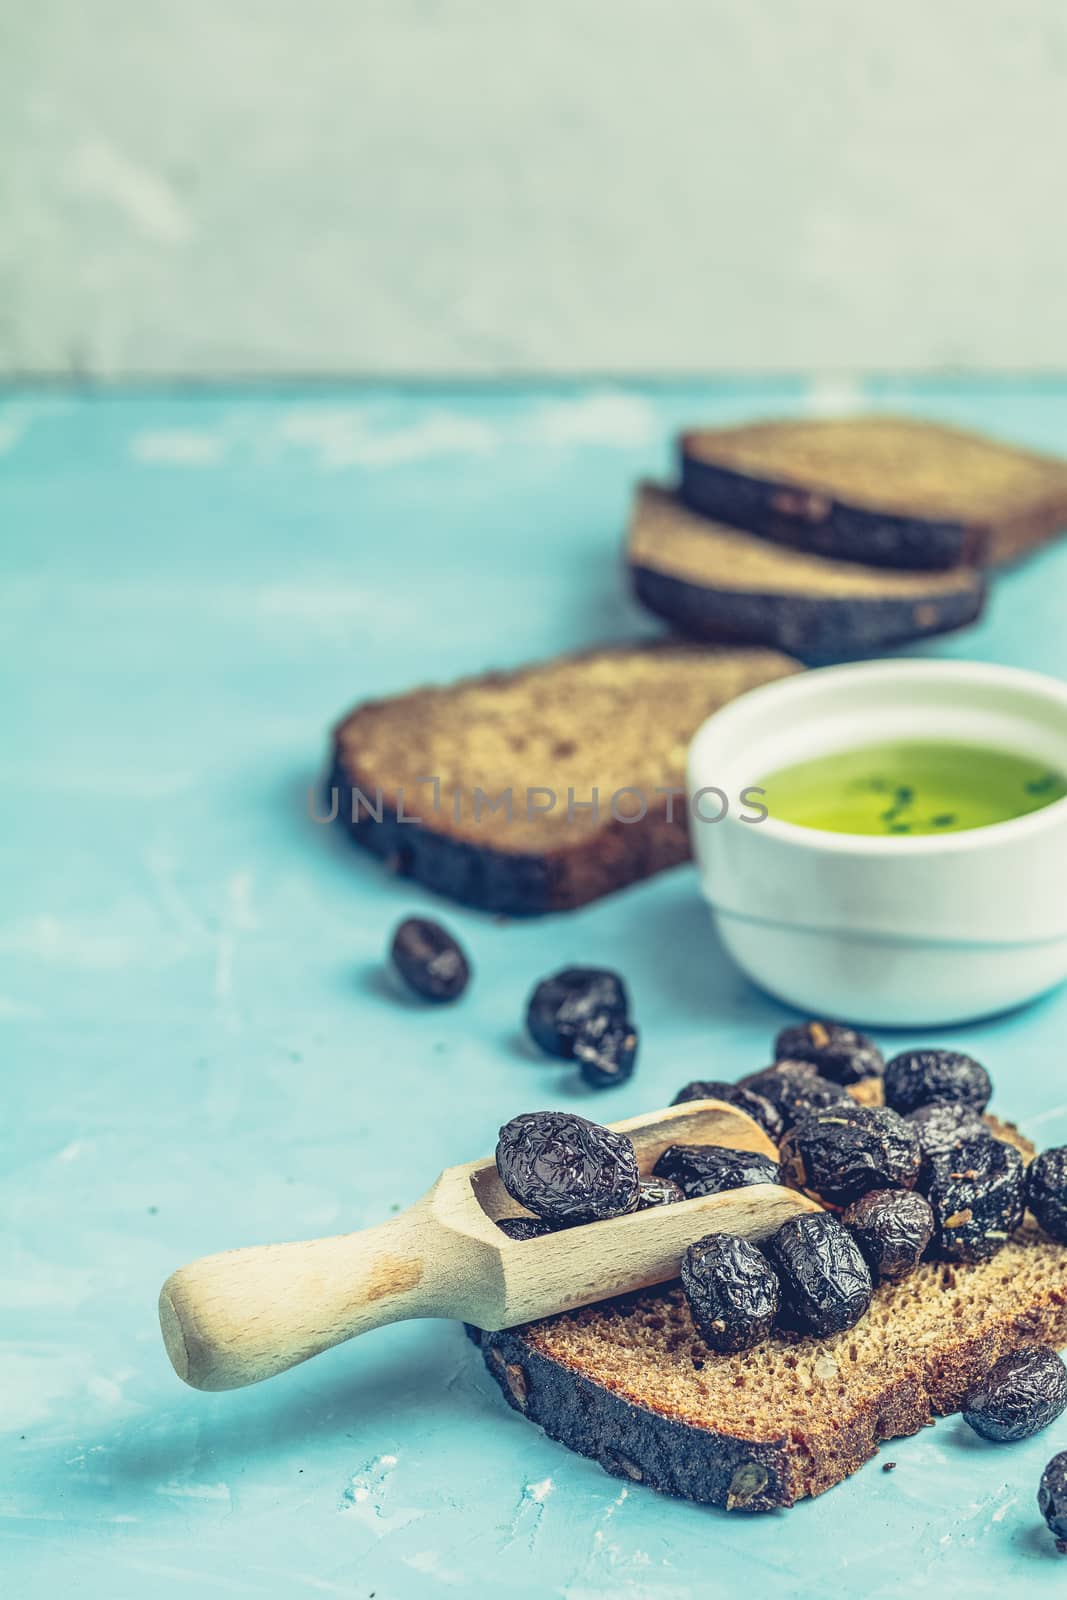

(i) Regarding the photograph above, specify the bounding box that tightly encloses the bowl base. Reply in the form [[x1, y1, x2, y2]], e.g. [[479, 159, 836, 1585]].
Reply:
[[712, 910, 1067, 1029]]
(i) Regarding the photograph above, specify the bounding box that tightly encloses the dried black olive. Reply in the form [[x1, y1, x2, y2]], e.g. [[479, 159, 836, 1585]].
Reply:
[[572, 1014, 638, 1089], [841, 1188, 934, 1282], [766, 1211, 873, 1337], [738, 1061, 851, 1133], [525, 968, 629, 1059], [680, 1233, 780, 1353], [905, 1100, 987, 1159], [1027, 1146, 1067, 1245], [389, 916, 471, 1002], [920, 1132, 1024, 1263], [651, 1145, 780, 1200], [779, 1106, 921, 1206], [636, 1176, 685, 1209], [962, 1346, 1067, 1442], [671, 1080, 783, 1141], [883, 1049, 992, 1116], [496, 1216, 556, 1240], [495, 1111, 640, 1225], [774, 1020, 885, 1085], [1039, 1451, 1067, 1543]]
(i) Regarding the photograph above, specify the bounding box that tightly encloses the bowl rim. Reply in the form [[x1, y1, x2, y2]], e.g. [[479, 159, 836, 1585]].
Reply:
[[688, 657, 1067, 858]]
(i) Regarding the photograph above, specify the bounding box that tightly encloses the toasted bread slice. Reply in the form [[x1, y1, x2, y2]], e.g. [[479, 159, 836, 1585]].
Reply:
[[477, 1112, 1055, 1511], [475, 1223, 1067, 1511], [680, 416, 1067, 570], [628, 484, 985, 660], [329, 641, 799, 915]]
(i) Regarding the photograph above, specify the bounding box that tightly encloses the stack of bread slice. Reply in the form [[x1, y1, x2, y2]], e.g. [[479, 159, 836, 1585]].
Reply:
[[331, 415, 1067, 912], [628, 417, 1067, 658]]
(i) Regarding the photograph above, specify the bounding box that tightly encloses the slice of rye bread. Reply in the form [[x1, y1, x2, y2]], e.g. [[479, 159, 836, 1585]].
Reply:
[[627, 484, 986, 661], [328, 642, 800, 915], [474, 1118, 1060, 1511], [679, 416, 1067, 571]]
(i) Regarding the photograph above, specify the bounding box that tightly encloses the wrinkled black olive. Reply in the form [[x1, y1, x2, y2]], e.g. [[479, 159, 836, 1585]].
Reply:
[[495, 1111, 640, 1225], [841, 1188, 934, 1282], [905, 1100, 987, 1159], [1039, 1451, 1067, 1542], [389, 916, 471, 1002], [681, 1233, 780, 1353], [636, 1176, 685, 1209], [651, 1145, 780, 1200], [496, 1215, 556, 1241], [573, 1014, 638, 1089], [775, 1020, 885, 1085], [766, 1211, 873, 1337], [525, 968, 629, 1059], [1027, 1146, 1067, 1245], [921, 1133, 1025, 1263], [738, 1061, 851, 1132], [883, 1049, 992, 1116], [671, 1080, 784, 1141], [779, 1106, 921, 1206], [962, 1346, 1067, 1442]]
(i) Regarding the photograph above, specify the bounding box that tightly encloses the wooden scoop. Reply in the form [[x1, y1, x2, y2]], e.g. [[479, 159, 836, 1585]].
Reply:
[[159, 1099, 818, 1391]]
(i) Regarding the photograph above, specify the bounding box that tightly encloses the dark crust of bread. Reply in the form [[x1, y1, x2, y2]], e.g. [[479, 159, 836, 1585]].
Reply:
[[474, 1277, 1067, 1511], [327, 753, 691, 915], [472, 1316, 802, 1510], [630, 562, 985, 662], [679, 447, 983, 572]]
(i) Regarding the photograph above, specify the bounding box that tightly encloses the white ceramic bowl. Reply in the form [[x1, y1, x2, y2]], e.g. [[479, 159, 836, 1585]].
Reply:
[[686, 658, 1067, 1027]]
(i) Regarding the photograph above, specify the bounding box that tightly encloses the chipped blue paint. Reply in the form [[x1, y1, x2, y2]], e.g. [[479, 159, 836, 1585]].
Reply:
[[3, 380, 1067, 1597]]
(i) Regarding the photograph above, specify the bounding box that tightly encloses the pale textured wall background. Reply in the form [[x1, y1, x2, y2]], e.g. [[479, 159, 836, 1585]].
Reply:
[[3, 0, 1067, 378]]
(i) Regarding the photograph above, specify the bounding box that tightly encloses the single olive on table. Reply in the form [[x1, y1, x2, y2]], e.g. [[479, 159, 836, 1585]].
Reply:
[[525, 966, 639, 1089], [1039, 1451, 1067, 1547], [525, 967, 629, 1058], [962, 1347, 1067, 1442], [390, 916, 471, 1002]]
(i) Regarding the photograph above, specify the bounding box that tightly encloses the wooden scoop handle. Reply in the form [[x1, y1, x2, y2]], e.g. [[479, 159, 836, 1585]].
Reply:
[[159, 1198, 459, 1391], [159, 1101, 792, 1392]]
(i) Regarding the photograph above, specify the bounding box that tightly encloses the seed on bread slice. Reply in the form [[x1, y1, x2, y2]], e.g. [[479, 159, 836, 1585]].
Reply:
[[628, 484, 985, 660], [679, 416, 1067, 571], [329, 641, 799, 915]]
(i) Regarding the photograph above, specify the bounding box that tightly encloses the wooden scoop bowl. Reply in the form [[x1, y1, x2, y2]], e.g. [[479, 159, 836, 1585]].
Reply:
[[159, 1098, 818, 1391]]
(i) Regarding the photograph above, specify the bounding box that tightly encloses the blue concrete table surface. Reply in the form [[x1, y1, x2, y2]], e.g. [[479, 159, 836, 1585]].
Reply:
[[4, 378, 1067, 1598]]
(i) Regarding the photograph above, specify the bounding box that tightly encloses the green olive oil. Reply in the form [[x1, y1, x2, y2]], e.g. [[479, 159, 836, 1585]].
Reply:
[[761, 740, 1067, 837]]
